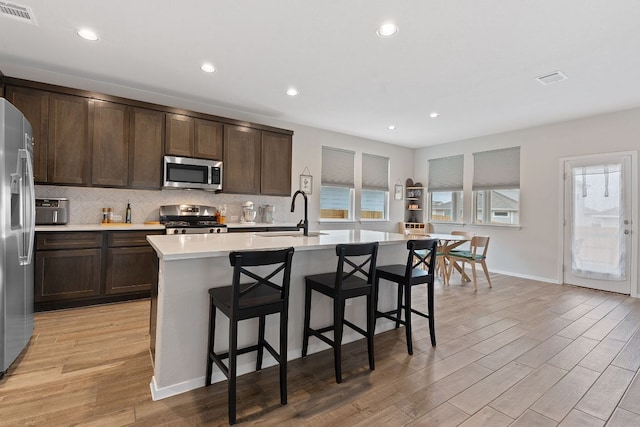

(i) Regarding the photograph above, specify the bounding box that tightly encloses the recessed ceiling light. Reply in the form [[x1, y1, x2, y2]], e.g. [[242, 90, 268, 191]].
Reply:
[[376, 23, 398, 38], [77, 29, 98, 41], [201, 63, 216, 73], [387, 125, 396, 130], [430, 112, 440, 118], [286, 88, 299, 96]]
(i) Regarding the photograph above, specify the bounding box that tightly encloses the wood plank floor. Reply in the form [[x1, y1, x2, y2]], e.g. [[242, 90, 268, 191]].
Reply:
[[3, 274, 640, 426]]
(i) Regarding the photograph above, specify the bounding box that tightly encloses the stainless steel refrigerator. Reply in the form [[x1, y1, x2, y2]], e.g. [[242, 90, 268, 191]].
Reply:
[[0, 98, 35, 378]]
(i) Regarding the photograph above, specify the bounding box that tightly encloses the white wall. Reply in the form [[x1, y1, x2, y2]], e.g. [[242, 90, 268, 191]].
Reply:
[[288, 123, 415, 233], [415, 107, 640, 295]]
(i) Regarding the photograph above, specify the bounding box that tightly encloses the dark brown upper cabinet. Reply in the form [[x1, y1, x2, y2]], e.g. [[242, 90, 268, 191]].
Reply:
[[223, 125, 261, 194], [129, 108, 164, 189], [261, 131, 292, 196], [165, 113, 194, 157], [194, 118, 223, 160], [5, 86, 49, 183], [165, 113, 223, 160], [48, 93, 90, 185], [91, 100, 129, 187]]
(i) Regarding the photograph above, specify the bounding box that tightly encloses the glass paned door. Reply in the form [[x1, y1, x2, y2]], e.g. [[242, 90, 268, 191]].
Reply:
[[563, 155, 632, 294]]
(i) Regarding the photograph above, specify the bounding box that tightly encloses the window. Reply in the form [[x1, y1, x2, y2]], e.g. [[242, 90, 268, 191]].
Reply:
[[473, 147, 520, 225], [428, 155, 464, 222], [320, 147, 355, 219], [361, 153, 389, 220]]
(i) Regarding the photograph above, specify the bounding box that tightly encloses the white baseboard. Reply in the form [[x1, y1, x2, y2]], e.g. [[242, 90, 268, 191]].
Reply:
[[150, 375, 204, 401], [487, 268, 561, 284]]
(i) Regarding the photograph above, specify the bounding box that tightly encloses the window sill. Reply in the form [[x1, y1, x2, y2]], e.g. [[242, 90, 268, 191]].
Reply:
[[360, 219, 389, 223], [319, 219, 358, 224], [471, 223, 522, 230], [430, 221, 466, 226]]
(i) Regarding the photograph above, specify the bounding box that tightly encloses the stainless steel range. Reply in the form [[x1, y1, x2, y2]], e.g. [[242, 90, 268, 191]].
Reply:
[[159, 204, 228, 235]]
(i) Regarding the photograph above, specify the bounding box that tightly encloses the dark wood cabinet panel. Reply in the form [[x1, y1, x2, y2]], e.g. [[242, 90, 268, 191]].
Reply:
[[48, 93, 90, 185], [223, 125, 261, 194], [36, 232, 102, 250], [5, 86, 49, 183], [165, 113, 194, 157], [108, 230, 162, 247], [194, 118, 223, 160], [261, 131, 292, 196], [91, 100, 129, 187], [35, 249, 102, 302], [129, 108, 163, 189], [105, 246, 156, 294]]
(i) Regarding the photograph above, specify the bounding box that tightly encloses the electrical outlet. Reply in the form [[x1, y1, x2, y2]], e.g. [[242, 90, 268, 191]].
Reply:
[[230, 215, 239, 221]]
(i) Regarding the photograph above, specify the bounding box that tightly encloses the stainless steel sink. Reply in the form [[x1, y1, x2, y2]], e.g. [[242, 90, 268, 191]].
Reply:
[[255, 231, 328, 237]]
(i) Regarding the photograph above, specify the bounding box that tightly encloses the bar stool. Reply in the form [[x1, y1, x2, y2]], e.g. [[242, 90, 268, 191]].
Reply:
[[301, 242, 379, 383], [205, 247, 295, 425], [375, 239, 438, 355]]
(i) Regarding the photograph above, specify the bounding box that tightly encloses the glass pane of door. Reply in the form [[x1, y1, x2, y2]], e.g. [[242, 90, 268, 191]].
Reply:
[[563, 155, 632, 294]]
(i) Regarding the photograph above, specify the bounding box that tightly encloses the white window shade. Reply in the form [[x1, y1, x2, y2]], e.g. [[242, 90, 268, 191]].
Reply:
[[362, 153, 389, 191], [322, 147, 355, 188], [473, 147, 520, 190], [428, 155, 464, 192]]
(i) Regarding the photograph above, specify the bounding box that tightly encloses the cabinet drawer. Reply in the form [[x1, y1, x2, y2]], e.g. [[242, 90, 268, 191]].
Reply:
[[36, 232, 103, 250], [108, 230, 163, 247]]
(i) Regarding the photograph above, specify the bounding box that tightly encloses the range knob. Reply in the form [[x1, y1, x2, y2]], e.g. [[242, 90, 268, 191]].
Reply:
[[181, 229, 186, 234], [209, 229, 214, 234], [173, 229, 180, 235]]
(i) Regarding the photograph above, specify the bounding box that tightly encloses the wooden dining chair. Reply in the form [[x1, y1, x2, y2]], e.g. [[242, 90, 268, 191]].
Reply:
[[447, 236, 492, 290], [445, 231, 475, 282]]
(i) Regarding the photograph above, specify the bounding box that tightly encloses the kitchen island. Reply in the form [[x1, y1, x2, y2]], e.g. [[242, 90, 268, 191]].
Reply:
[[147, 229, 409, 400]]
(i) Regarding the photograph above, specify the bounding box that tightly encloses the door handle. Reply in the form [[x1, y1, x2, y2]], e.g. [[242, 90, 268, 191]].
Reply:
[[624, 230, 631, 235]]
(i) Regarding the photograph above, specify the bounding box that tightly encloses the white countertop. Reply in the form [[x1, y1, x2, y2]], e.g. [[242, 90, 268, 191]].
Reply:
[[225, 222, 299, 228], [147, 229, 407, 261], [35, 223, 166, 232]]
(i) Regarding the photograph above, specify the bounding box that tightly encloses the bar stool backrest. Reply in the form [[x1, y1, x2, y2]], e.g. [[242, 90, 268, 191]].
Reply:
[[334, 242, 379, 291], [406, 239, 438, 277], [228, 247, 295, 316]]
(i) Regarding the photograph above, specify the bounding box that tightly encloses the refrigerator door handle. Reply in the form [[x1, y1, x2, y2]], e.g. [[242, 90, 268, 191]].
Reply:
[[18, 145, 35, 265]]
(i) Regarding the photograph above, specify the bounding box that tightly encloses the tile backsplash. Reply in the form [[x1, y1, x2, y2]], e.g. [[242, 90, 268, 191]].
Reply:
[[35, 185, 293, 225]]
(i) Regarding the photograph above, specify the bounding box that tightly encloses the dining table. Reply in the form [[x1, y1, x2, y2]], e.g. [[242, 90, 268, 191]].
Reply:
[[412, 233, 472, 285]]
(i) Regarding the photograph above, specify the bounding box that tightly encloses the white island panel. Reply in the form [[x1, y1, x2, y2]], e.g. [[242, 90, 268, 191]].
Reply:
[[148, 230, 409, 400]]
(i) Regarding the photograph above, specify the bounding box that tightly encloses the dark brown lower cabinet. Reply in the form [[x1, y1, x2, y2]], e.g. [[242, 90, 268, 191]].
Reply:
[[35, 248, 102, 301], [34, 230, 163, 311]]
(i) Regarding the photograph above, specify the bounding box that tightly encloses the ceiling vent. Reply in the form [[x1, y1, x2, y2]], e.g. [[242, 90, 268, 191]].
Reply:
[[536, 71, 568, 86], [0, 1, 37, 25]]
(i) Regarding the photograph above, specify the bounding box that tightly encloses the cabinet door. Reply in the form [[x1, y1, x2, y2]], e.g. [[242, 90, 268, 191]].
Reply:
[[91, 100, 129, 187], [35, 249, 102, 302], [105, 246, 156, 294], [223, 125, 261, 194], [5, 86, 49, 183], [129, 108, 163, 189], [165, 113, 194, 157], [261, 131, 292, 196], [194, 118, 223, 160], [48, 93, 90, 184]]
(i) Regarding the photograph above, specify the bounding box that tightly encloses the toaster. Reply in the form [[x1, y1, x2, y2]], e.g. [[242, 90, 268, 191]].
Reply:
[[35, 198, 70, 225]]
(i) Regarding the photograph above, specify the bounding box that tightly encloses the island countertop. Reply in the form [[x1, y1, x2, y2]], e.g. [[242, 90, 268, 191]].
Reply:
[[147, 229, 407, 261], [148, 228, 410, 400]]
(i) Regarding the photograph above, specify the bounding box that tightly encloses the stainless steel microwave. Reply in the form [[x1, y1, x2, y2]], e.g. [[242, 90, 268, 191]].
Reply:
[[163, 156, 223, 191]]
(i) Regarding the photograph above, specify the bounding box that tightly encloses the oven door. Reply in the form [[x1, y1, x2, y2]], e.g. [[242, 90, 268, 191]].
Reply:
[[163, 156, 222, 191]]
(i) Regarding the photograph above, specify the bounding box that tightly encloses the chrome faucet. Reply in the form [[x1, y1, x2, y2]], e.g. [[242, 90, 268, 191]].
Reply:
[[290, 190, 309, 236]]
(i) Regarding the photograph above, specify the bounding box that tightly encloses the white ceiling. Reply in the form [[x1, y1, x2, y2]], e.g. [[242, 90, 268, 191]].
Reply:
[[2, 0, 640, 148]]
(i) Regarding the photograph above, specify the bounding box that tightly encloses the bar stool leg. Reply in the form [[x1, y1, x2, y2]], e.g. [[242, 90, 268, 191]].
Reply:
[[366, 293, 375, 371], [395, 284, 403, 329], [280, 311, 288, 405], [228, 317, 238, 425], [301, 286, 312, 357], [256, 315, 266, 370], [428, 281, 436, 346], [333, 298, 344, 383], [205, 300, 216, 387], [404, 284, 413, 355]]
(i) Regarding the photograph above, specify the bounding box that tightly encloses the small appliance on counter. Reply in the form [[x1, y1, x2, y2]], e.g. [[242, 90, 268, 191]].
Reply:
[[35, 198, 69, 225], [241, 201, 256, 224], [258, 205, 275, 224]]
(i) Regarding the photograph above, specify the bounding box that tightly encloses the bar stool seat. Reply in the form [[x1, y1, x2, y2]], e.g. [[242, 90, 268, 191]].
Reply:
[[205, 247, 295, 425], [375, 239, 438, 355], [301, 242, 379, 384]]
